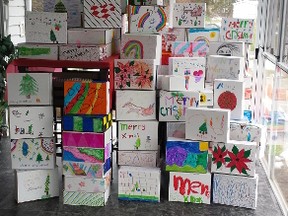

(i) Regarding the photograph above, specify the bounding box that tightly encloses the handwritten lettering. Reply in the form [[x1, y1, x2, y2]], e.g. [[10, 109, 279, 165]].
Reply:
[[120, 123, 145, 131]]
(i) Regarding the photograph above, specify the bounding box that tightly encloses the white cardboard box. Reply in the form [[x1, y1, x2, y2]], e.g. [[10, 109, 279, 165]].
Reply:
[[16, 168, 59, 203], [120, 34, 162, 65], [116, 90, 156, 120], [211, 141, 257, 176], [26, 12, 67, 44], [118, 121, 158, 151], [208, 41, 245, 57], [161, 75, 204, 92], [167, 122, 185, 138], [172, 3, 205, 28], [172, 41, 209, 57], [213, 173, 258, 209], [128, 5, 167, 34], [159, 90, 200, 121], [84, 0, 122, 28], [220, 18, 254, 43], [7, 73, 53, 106], [17, 43, 58, 60], [114, 59, 156, 90], [129, 0, 164, 5], [118, 166, 161, 202], [169, 172, 211, 204], [185, 107, 230, 142], [162, 28, 186, 52], [11, 138, 55, 170], [118, 151, 158, 167], [206, 55, 244, 83], [213, 79, 245, 119], [68, 28, 113, 45], [169, 57, 206, 76], [9, 106, 54, 139], [188, 27, 220, 43]]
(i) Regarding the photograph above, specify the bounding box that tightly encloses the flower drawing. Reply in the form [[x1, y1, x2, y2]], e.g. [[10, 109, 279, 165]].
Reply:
[[226, 146, 252, 175], [212, 145, 228, 169], [134, 61, 153, 88]]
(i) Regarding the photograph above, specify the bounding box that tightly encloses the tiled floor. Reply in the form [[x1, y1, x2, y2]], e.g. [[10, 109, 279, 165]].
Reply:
[[0, 137, 284, 216]]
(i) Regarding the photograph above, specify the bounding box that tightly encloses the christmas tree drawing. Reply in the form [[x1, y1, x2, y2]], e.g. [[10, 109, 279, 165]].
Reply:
[[19, 74, 39, 99], [54, 0, 67, 13], [50, 30, 57, 43], [199, 120, 208, 134], [36, 153, 43, 163], [44, 174, 50, 197]]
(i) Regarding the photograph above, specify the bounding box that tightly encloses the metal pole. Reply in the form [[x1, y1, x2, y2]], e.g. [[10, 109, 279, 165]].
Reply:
[[0, 0, 4, 36]]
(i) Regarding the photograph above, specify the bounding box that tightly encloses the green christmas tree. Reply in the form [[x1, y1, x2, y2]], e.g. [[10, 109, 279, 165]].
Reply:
[[36, 153, 43, 163], [44, 174, 50, 196], [199, 121, 208, 134], [19, 74, 39, 99], [45, 155, 50, 161], [50, 30, 57, 43], [54, 0, 67, 13]]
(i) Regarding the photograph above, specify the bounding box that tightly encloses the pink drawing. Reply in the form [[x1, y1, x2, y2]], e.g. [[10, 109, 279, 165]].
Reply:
[[79, 181, 85, 187], [122, 102, 155, 116]]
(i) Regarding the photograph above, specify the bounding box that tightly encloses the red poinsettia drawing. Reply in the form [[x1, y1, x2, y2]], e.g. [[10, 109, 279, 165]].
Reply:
[[114, 61, 134, 88], [212, 145, 228, 169], [225, 145, 252, 175], [133, 62, 153, 88]]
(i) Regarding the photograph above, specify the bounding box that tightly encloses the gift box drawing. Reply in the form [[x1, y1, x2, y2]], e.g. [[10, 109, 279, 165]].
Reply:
[[166, 138, 208, 173], [64, 81, 110, 115], [84, 0, 121, 28], [169, 172, 211, 204], [172, 41, 209, 57], [214, 79, 245, 119], [114, 59, 156, 90], [211, 141, 257, 177], [185, 107, 230, 143], [173, 3, 205, 28], [118, 151, 158, 167], [213, 173, 258, 209], [118, 166, 161, 202], [11, 138, 55, 170]]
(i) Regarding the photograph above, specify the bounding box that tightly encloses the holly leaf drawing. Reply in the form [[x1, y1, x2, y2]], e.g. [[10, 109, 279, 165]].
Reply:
[[232, 145, 239, 155], [217, 161, 222, 169], [115, 67, 121, 73], [244, 149, 251, 158]]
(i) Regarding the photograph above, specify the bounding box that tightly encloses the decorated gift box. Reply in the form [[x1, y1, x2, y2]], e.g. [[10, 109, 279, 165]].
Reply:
[[118, 166, 161, 202], [159, 90, 200, 121], [169, 172, 211, 204], [118, 121, 158, 151], [11, 138, 55, 170], [220, 18, 254, 43], [16, 167, 59, 203], [208, 41, 245, 57], [7, 73, 53, 106], [172, 3, 205, 28], [63, 144, 111, 164], [116, 90, 156, 120], [161, 75, 203, 91], [44, 0, 82, 28], [128, 5, 167, 34], [59, 44, 112, 61], [9, 106, 53, 139], [167, 122, 185, 138], [214, 79, 245, 119], [63, 187, 110, 206], [17, 43, 58, 60], [185, 107, 230, 143], [114, 59, 156, 90], [62, 113, 112, 133], [118, 150, 158, 167], [169, 57, 206, 76], [213, 173, 258, 209], [62, 127, 111, 149], [68, 28, 113, 44], [84, 0, 121, 28], [63, 158, 111, 178], [162, 28, 186, 52], [211, 141, 257, 177], [172, 41, 209, 57], [120, 34, 162, 65], [166, 138, 208, 173], [26, 12, 67, 44], [64, 170, 111, 193], [206, 55, 244, 83], [199, 89, 213, 107], [188, 28, 220, 44], [64, 81, 110, 115]]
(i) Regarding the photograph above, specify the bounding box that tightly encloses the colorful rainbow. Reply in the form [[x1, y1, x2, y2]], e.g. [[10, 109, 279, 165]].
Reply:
[[131, 6, 141, 15], [156, 7, 167, 32], [193, 36, 210, 45], [122, 40, 144, 59], [138, 12, 150, 28]]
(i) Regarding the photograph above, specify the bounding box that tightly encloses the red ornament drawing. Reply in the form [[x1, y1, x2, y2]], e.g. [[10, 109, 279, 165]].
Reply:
[[217, 91, 237, 111]]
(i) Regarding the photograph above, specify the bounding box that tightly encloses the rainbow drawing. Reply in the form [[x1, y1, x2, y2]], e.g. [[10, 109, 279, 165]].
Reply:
[[173, 42, 193, 56], [131, 6, 141, 15], [156, 7, 167, 32], [122, 40, 144, 59], [138, 12, 150, 28]]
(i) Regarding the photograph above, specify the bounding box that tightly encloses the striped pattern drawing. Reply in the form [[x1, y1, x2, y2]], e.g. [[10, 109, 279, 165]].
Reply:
[[63, 191, 105, 206], [84, 0, 121, 28]]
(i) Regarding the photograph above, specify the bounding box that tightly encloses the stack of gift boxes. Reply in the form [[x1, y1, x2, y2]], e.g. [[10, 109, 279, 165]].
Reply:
[[61, 80, 112, 206], [7, 73, 59, 203], [17, 0, 122, 62], [115, 0, 168, 202]]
